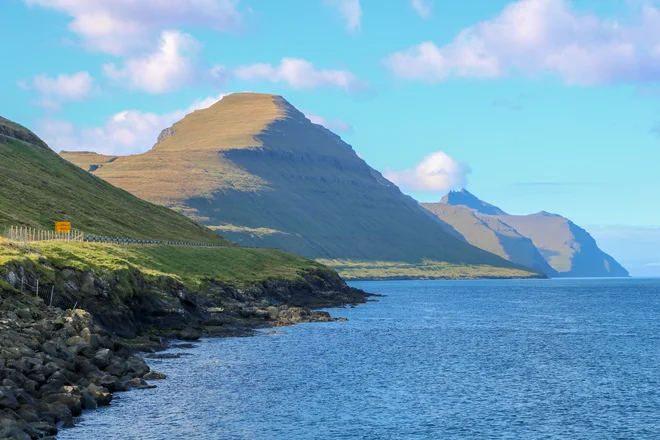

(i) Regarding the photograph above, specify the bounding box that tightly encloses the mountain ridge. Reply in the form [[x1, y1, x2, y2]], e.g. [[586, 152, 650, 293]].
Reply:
[[423, 190, 629, 278], [61, 92, 543, 280]]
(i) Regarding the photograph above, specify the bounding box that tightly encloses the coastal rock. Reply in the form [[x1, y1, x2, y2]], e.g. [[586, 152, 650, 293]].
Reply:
[[143, 370, 167, 380], [180, 327, 202, 341], [0, 387, 19, 410], [93, 349, 112, 369], [85, 384, 112, 406]]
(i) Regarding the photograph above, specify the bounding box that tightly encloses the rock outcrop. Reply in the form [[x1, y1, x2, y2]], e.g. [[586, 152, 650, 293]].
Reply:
[[0, 255, 370, 439]]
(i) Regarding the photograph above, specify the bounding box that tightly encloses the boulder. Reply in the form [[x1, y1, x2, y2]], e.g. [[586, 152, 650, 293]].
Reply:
[[180, 327, 202, 341], [126, 355, 149, 377], [92, 349, 112, 369], [80, 391, 98, 410], [125, 378, 156, 390], [143, 370, 167, 380], [104, 359, 128, 377], [0, 387, 19, 410], [85, 384, 112, 406]]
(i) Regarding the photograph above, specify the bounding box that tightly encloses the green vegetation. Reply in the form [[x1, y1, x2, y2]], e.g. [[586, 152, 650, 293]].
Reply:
[[318, 259, 544, 280], [0, 117, 227, 244], [0, 115, 339, 292], [0, 238, 327, 288], [63, 93, 542, 279]]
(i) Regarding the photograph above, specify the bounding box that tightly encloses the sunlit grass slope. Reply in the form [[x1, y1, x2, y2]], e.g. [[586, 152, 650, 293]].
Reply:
[[0, 116, 227, 243]]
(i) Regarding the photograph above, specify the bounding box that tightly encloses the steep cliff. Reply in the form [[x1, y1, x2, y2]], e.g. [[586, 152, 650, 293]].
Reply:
[[423, 190, 629, 278]]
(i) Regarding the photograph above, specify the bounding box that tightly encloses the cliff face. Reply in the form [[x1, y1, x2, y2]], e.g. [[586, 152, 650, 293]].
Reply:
[[423, 192, 629, 278], [61, 93, 537, 277], [0, 241, 369, 439], [422, 203, 558, 276], [500, 213, 629, 277]]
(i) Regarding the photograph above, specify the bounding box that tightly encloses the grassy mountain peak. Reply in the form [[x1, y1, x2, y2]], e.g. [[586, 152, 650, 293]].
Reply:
[[60, 94, 542, 279]]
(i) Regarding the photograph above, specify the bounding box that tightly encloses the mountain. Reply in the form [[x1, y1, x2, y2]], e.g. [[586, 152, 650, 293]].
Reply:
[[422, 203, 558, 276], [441, 189, 507, 215], [0, 115, 227, 243], [0, 115, 365, 288], [422, 190, 629, 278], [60, 92, 542, 279]]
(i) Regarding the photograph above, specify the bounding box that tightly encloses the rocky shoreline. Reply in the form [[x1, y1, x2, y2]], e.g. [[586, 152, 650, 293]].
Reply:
[[0, 261, 372, 439]]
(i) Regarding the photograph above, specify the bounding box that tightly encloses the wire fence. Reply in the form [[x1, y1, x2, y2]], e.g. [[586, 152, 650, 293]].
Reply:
[[18, 275, 80, 310], [4, 226, 229, 248]]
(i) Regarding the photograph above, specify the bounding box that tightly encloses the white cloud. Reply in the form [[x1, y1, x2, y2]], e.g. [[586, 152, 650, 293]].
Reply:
[[22, 71, 95, 111], [383, 151, 470, 193], [103, 31, 201, 94], [39, 93, 226, 156], [234, 58, 366, 92], [411, 0, 432, 19], [304, 111, 354, 134], [386, 0, 660, 86], [325, 0, 362, 32], [23, 0, 242, 55]]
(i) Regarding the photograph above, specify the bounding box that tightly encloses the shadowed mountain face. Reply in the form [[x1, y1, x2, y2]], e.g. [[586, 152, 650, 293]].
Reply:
[[60, 93, 540, 277], [422, 204, 558, 276], [441, 189, 507, 215], [423, 192, 629, 278]]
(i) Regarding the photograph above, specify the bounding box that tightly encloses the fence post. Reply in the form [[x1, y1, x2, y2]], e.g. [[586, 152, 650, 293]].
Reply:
[[21, 276, 24, 293], [50, 287, 54, 307], [35, 279, 39, 297]]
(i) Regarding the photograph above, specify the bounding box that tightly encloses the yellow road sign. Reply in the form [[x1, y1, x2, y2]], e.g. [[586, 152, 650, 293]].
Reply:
[[55, 222, 71, 234]]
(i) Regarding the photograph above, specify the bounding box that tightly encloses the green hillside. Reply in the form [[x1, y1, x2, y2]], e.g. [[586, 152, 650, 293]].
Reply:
[[61, 93, 543, 280], [0, 115, 344, 289], [0, 116, 227, 243]]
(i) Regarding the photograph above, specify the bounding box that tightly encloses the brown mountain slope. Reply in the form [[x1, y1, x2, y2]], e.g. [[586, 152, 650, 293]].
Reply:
[[426, 189, 629, 278], [59, 151, 118, 172], [61, 93, 542, 279], [0, 116, 227, 243], [422, 203, 558, 276], [500, 212, 629, 277]]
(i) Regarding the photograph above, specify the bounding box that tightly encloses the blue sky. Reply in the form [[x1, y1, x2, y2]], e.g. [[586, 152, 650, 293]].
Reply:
[[1, 0, 659, 274]]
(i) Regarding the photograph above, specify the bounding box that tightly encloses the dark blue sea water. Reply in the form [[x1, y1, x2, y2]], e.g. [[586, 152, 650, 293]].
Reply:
[[60, 278, 660, 439]]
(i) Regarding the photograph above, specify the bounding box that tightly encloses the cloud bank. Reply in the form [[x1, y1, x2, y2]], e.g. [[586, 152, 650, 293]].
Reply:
[[384, 151, 470, 193], [23, 71, 95, 111], [386, 0, 660, 86], [39, 93, 227, 156], [23, 0, 242, 55], [234, 58, 367, 93], [103, 31, 201, 94], [411, 0, 432, 19], [325, 0, 362, 32]]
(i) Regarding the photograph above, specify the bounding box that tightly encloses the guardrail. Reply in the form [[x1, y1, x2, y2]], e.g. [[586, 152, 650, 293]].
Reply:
[[4, 226, 229, 248]]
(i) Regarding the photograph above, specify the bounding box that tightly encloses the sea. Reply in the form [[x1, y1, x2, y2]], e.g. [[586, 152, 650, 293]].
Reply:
[[60, 278, 660, 439]]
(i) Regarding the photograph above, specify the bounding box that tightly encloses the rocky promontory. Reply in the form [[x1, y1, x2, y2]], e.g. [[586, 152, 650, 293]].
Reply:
[[0, 255, 370, 439]]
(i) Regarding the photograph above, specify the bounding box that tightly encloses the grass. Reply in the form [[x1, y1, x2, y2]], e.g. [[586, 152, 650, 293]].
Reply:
[[0, 128, 228, 244], [0, 238, 327, 288], [318, 259, 545, 280], [61, 93, 542, 278]]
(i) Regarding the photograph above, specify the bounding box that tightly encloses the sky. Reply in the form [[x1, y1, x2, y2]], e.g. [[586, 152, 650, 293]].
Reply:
[[1, 0, 659, 275]]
